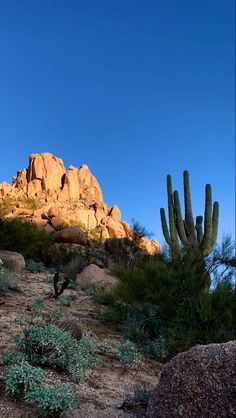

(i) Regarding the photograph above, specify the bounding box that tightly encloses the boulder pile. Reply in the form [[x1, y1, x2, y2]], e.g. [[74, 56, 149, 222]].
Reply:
[[0, 153, 160, 254]]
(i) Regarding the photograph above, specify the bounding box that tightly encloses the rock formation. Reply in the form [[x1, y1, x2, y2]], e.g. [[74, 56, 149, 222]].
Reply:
[[0, 152, 160, 254]]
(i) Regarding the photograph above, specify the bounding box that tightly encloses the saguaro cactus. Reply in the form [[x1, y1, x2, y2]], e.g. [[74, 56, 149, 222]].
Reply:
[[160, 171, 219, 256]]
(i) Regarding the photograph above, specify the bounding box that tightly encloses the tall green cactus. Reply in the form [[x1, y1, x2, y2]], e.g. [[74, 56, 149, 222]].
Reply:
[[160, 171, 219, 256]]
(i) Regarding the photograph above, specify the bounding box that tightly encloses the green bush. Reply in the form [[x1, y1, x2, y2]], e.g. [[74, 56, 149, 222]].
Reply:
[[48, 309, 65, 321], [94, 288, 116, 305], [16, 326, 100, 382], [31, 298, 45, 315], [99, 342, 112, 353], [25, 383, 80, 417], [5, 361, 43, 397], [3, 351, 28, 366], [27, 259, 46, 272], [104, 237, 135, 267], [100, 240, 235, 357], [117, 340, 142, 369], [58, 295, 71, 306], [0, 218, 52, 260], [143, 335, 169, 361]]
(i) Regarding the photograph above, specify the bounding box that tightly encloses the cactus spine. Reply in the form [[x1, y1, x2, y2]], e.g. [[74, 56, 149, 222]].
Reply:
[[160, 171, 219, 256]]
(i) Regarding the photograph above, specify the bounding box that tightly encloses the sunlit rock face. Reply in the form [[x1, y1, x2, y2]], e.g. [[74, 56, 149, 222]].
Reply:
[[0, 152, 160, 253]]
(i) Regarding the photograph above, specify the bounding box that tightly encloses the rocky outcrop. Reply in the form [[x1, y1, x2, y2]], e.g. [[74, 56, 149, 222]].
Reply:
[[147, 341, 236, 418], [0, 152, 160, 253]]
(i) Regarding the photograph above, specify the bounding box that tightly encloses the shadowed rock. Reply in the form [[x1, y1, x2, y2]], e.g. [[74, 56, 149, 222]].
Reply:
[[147, 341, 236, 418]]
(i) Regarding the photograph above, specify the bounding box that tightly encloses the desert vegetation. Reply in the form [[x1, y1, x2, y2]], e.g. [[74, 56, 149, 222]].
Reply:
[[0, 170, 235, 417]]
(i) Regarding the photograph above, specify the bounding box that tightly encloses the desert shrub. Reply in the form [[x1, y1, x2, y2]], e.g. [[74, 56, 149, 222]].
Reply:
[[121, 386, 151, 411], [19, 196, 41, 211], [104, 237, 136, 267], [132, 386, 151, 406], [16, 326, 100, 382], [27, 259, 46, 272], [143, 335, 169, 361], [48, 309, 65, 322], [55, 316, 82, 340], [0, 197, 16, 216], [0, 264, 20, 294], [94, 288, 116, 305], [99, 342, 112, 353], [101, 238, 235, 357], [117, 340, 142, 369], [16, 314, 32, 326], [25, 383, 80, 417], [5, 361, 43, 397], [68, 333, 100, 382], [0, 218, 52, 260], [31, 298, 45, 315], [58, 295, 73, 306], [3, 351, 28, 366], [89, 227, 100, 241]]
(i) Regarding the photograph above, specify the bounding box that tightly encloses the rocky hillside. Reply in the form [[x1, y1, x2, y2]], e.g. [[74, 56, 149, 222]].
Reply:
[[0, 153, 160, 254]]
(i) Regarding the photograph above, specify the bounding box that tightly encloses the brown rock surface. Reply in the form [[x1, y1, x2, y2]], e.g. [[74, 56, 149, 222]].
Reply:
[[147, 341, 236, 418], [77, 164, 103, 202], [27, 153, 66, 192], [104, 217, 126, 238], [108, 205, 121, 221], [60, 166, 80, 200], [77, 264, 119, 290], [53, 227, 90, 246], [0, 250, 26, 270], [50, 216, 69, 230], [73, 208, 97, 230]]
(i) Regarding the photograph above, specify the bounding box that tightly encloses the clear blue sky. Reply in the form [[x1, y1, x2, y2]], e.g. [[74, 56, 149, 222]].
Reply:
[[0, 0, 235, 245]]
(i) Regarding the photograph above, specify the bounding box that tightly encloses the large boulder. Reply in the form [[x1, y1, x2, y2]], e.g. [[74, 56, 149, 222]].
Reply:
[[77, 164, 103, 202], [147, 341, 236, 418], [27, 152, 66, 192], [77, 264, 118, 290], [60, 165, 80, 200], [53, 227, 90, 246], [0, 250, 26, 270]]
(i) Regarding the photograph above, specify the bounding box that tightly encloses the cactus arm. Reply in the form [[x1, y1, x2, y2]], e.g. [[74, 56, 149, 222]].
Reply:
[[200, 184, 213, 254], [183, 171, 197, 244], [211, 201, 219, 247], [173, 190, 188, 245], [203, 201, 219, 256], [160, 208, 172, 246], [195, 216, 203, 244], [167, 175, 178, 244]]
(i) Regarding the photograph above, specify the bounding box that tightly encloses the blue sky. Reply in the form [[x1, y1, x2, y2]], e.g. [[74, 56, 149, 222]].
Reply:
[[0, 0, 235, 245]]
